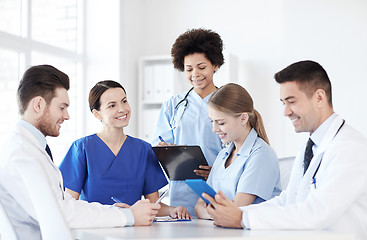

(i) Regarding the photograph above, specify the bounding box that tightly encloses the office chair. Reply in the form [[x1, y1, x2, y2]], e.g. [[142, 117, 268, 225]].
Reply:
[[15, 160, 74, 240], [0, 197, 18, 240], [278, 156, 296, 190]]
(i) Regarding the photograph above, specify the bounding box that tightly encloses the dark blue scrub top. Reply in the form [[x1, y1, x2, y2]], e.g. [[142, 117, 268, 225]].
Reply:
[[59, 134, 168, 205]]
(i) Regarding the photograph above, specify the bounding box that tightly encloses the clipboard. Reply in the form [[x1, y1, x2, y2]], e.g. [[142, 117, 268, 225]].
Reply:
[[152, 145, 208, 180]]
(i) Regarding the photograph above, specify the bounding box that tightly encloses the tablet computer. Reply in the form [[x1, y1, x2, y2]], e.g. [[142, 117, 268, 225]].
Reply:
[[152, 145, 208, 181], [185, 179, 217, 204]]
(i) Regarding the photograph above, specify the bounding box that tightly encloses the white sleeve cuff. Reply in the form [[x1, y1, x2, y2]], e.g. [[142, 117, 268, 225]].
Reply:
[[119, 208, 135, 226], [241, 208, 251, 229]]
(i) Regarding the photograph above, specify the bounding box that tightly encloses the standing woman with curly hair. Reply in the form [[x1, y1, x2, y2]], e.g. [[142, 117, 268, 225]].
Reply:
[[152, 28, 224, 217]]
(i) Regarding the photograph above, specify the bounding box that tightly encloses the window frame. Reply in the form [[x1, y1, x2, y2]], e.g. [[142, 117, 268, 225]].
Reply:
[[0, 0, 86, 165]]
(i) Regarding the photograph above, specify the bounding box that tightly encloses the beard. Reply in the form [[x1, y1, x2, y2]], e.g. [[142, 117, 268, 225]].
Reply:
[[37, 107, 60, 137]]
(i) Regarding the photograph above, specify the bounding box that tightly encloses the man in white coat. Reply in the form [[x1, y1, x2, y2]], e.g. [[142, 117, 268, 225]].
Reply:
[[203, 60, 367, 240], [0, 65, 161, 240]]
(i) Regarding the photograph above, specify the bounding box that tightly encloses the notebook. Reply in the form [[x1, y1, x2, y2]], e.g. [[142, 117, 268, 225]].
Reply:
[[152, 145, 208, 181]]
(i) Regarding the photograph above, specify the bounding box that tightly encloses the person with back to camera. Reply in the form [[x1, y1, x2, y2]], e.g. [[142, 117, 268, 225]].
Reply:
[[0, 65, 161, 240], [195, 83, 281, 219], [202, 60, 367, 240], [59, 80, 191, 220], [152, 28, 224, 217]]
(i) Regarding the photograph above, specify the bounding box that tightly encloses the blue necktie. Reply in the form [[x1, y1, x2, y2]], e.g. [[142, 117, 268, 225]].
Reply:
[[304, 138, 314, 174], [45, 144, 53, 162]]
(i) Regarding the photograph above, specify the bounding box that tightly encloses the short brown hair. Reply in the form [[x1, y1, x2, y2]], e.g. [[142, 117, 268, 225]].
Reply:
[[171, 28, 224, 72], [274, 60, 332, 106], [17, 65, 70, 115]]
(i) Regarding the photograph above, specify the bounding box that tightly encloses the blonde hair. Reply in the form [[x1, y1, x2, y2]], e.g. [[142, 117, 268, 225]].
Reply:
[[208, 83, 270, 145]]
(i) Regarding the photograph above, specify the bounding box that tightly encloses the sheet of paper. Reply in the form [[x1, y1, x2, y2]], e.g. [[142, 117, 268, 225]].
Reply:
[[154, 216, 191, 222]]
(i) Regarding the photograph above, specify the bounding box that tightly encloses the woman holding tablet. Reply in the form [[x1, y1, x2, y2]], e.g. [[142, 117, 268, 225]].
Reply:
[[195, 83, 281, 219], [59, 80, 191, 220]]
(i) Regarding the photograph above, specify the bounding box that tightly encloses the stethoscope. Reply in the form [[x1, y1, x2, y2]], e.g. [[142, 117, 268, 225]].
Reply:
[[311, 119, 345, 189], [169, 87, 194, 130]]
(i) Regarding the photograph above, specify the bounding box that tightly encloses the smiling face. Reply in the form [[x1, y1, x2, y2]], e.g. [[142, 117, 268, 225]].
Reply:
[[37, 87, 70, 137], [93, 87, 131, 129], [280, 81, 324, 134], [208, 105, 248, 146], [184, 53, 218, 91]]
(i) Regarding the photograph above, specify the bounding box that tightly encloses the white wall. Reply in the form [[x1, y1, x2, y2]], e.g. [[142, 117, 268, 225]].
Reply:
[[116, 0, 367, 157], [84, 0, 120, 135]]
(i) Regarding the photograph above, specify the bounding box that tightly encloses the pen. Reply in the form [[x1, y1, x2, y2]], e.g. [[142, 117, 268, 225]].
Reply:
[[155, 189, 168, 204], [111, 196, 122, 203], [158, 136, 166, 143], [312, 178, 317, 189]]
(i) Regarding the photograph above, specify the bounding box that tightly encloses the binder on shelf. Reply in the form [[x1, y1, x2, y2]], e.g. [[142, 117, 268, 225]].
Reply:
[[141, 107, 161, 141], [162, 63, 174, 99], [142, 65, 154, 102], [153, 64, 163, 101]]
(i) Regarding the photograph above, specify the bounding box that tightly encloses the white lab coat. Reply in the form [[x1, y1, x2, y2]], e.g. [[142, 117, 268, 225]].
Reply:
[[0, 123, 129, 239], [242, 114, 367, 239]]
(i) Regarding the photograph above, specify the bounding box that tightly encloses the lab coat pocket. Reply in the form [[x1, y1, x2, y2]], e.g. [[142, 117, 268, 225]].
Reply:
[[309, 178, 318, 193]]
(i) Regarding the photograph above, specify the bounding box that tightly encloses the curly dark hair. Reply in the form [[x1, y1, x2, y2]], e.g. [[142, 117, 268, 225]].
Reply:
[[171, 28, 224, 72]]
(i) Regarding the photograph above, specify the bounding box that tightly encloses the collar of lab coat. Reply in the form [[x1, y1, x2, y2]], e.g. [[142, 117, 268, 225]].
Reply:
[[15, 122, 58, 169], [18, 119, 47, 149], [309, 113, 337, 153], [295, 114, 345, 200]]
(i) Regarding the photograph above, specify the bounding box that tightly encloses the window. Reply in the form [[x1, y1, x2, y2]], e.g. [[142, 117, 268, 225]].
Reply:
[[0, 0, 84, 165], [0, 48, 22, 137], [0, 0, 22, 36]]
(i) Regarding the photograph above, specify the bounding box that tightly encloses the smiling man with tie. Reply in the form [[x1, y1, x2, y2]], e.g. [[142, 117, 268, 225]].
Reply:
[[203, 60, 367, 240], [0, 65, 161, 240]]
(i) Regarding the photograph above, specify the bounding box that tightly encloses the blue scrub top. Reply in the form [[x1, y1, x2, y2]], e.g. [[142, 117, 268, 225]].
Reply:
[[207, 128, 281, 204], [59, 134, 168, 205], [152, 89, 223, 216]]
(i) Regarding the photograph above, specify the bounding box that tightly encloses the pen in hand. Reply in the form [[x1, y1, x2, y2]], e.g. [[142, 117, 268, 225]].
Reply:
[[155, 189, 168, 204], [111, 196, 122, 203], [158, 136, 166, 143], [111, 197, 131, 208]]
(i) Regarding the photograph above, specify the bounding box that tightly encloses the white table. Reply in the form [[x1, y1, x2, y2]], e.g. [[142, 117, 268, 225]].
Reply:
[[73, 219, 355, 240]]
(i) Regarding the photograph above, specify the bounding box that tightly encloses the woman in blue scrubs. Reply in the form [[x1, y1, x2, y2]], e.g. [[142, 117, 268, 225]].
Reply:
[[60, 80, 191, 219], [195, 83, 281, 219], [151, 29, 224, 217]]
